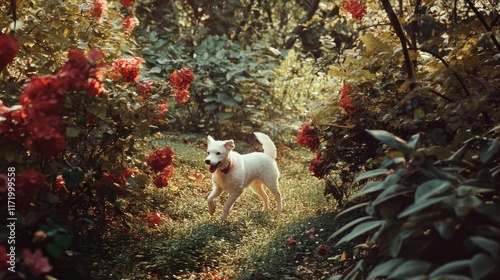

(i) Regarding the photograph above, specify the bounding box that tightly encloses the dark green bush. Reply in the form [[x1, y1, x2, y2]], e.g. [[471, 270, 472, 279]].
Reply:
[[330, 128, 500, 279]]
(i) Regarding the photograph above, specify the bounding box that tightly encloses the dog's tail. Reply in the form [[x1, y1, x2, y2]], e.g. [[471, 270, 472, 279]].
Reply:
[[254, 132, 277, 159]]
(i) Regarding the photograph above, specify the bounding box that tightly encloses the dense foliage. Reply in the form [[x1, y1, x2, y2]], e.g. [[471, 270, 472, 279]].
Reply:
[[0, 0, 498, 278], [330, 128, 500, 279]]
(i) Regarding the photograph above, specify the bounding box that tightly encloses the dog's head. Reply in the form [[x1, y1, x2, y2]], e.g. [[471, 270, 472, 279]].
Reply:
[[205, 136, 235, 173]]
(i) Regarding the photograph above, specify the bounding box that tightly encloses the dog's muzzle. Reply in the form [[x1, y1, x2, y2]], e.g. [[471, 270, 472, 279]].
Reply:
[[205, 160, 221, 173]]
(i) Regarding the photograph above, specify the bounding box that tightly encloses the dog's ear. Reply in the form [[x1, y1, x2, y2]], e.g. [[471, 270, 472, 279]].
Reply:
[[224, 140, 235, 150], [207, 136, 215, 143]]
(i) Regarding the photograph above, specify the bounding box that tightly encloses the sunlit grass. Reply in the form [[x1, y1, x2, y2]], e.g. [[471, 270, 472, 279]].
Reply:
[[76, 132, 342, 279]]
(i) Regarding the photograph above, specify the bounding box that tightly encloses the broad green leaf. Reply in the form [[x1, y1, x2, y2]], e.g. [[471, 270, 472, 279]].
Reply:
[[54, 234, 72, 248], [70, 168, 85, 183], [434, 218, 457, 239], [367, 258, 405, 279], [354, 168, 387, 183], [335, 202, 370, 218], [66, 127, 81, 137], [414, 179, 452, 202], [471, 253, 495, 279], [388, 260, 432, 278], [407, 133, 423, 149], [479, 139, 500, 164], [457, 185, 495, 196], [470, 236, 500, 259], [47, 243, 64, 258], [430, 259, 471, 278], [390, 228, 415, 258], [335, 220, 383, 246], [398, 195, 451, 218], [372, 184, 405, 206], [365, 130, 413, 155], [452, 195, 483, 217], [351, 181, 384, 199], [329, 216, 372, 241]]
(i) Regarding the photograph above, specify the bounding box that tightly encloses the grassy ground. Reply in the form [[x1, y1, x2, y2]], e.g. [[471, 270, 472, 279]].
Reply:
[[55, 132, 357, 279]]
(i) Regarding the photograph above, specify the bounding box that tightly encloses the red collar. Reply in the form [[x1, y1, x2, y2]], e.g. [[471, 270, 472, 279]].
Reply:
[[221, 161, 231, 174]]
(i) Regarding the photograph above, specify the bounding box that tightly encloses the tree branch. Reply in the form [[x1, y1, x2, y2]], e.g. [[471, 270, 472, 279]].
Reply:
[[380, 0, 414, 89], [463, 0, 500, 52], [283, 0, 320, 49]]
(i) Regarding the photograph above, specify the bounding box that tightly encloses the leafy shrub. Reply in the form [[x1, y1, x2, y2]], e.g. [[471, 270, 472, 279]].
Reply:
[[0, 1, 189, 277], [330, 128, 500, 279]]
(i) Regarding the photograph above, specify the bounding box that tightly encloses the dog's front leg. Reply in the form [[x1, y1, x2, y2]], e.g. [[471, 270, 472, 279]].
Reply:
[[207, 186, 223, 215], [221, 188, 243, 220]]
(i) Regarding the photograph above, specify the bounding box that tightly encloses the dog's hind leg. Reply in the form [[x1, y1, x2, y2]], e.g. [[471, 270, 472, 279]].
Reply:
[[250, 180, 270, 211], [264, 181, 282, 213]]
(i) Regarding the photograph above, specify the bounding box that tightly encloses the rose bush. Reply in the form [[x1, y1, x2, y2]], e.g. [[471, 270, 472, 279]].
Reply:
[[0, 1, 193, 277]]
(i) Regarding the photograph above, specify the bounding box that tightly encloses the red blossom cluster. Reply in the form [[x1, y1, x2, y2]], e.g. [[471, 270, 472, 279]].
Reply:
[[148, 146, 175, 187], [122, 16, 136, 37], [147, 211, 164, 225], [5, 49, 106, 158], [343, 0, 367, 20], [136, 80, 154, 99], [297, 123, 320, 151], [340, 84, 356, 112], [112, 57, 143, 83], [168, 68, 195, 104], [309, 151, 327, 179], [92, 0, 108, 23], [16, 169, 47, 214], [120, 0, 135, 7], [0, 33, 19, 72], [94, 168, 139, 197]]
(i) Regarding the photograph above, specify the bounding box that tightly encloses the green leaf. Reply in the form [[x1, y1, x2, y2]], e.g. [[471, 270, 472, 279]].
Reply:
[[414, 179, 452, 203], [430, 259, 471, 278], [70, 168, 85, 183], [457, 185, 495, 196], [452, 195, 483, 217], [407, 133, 423, 149], [480, 139, 500, 164], [335, 202, 370, 218], [47, 243, 64, 258], [471, 253, 495, 279], [329, 216, 372, 241], [470, 236, 500, 259], [434, 218, 458, 239], [54, 234, 72, 249], [390, 229, 415, 257], [335, 220, 383, 246], [351, 181, 384, 199], [66, 127, 81, 137], [354, 168, 388, 183], [398, 195, 451, 218], [365, 130, 413, 155], [388, 260, 432, 278], [367, 258, 405, 279]]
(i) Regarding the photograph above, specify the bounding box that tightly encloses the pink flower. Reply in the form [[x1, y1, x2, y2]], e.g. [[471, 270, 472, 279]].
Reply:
[[23, 248, 53, 276], [92, 0, 108, 22], [309, 151, 327, 179], [122, 16, 136, 36]]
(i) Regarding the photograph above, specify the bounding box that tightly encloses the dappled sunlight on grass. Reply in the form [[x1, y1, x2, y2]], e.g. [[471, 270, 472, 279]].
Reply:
[[68, 132, 345, 279]]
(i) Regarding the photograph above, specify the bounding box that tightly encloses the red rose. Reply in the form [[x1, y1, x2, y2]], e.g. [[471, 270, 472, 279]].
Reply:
[[148, 146, 174, 172], [0, 34, 20, 72], [112, 57, 143, 83], [297, 123, 320, 151]]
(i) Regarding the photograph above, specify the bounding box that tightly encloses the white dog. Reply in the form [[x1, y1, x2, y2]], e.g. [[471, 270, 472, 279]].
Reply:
[[205, 132, 282, 220]]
